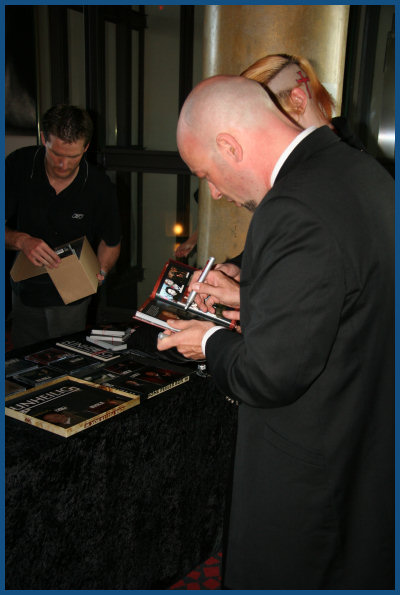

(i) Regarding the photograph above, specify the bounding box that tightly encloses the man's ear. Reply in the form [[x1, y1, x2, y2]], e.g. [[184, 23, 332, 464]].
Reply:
[[216, 133, 243, 162], [40, 131, 46, 145], [289, 87, 308, 115]]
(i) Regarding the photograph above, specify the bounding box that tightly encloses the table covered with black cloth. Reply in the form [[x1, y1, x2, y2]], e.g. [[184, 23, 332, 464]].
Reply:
[[5, 333, 238, 590]]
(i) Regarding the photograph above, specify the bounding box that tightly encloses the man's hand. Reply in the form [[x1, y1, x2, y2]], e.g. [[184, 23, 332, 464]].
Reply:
[[175, 230, 198, 259], [20, 235, 61, 268], [215, 262, 241, 281], [157, 318, 215, 360], [188, 269, 240, 313]]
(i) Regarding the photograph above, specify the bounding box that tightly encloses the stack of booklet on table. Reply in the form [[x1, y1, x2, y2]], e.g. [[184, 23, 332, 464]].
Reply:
[[85, 328, 133, 352]]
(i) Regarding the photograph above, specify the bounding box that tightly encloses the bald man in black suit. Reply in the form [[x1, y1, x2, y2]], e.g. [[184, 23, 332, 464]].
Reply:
[[158, 75, 394, 589]]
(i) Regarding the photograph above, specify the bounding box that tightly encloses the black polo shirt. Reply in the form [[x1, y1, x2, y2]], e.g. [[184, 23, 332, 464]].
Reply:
[[6, 146, 121, 306]]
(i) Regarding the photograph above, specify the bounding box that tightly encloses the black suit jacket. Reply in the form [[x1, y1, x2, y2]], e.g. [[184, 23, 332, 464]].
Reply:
[[207, 127, 394, 588]]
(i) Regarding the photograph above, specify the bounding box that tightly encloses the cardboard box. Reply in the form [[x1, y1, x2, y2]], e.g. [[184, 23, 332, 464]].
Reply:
[[10, 236, 100, 305]]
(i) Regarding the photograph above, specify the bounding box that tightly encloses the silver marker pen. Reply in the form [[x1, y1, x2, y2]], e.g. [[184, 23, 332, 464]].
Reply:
[[184, 256, 215, 310]]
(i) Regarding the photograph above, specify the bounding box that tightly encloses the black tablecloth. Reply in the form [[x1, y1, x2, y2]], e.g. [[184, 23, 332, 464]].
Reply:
[[5, 342, 238, 589]]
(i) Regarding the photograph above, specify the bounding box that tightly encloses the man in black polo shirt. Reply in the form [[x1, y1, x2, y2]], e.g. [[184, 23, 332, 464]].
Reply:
[[5, 104, 121, 348]]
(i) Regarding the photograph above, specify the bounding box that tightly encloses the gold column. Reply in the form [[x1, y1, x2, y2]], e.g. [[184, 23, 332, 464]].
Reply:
[[197, 4, 349, 265]]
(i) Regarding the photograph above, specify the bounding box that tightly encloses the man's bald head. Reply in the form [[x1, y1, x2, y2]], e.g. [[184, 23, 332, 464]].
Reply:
[[177, 75, 302, 208], [177, 75, 292, 149]]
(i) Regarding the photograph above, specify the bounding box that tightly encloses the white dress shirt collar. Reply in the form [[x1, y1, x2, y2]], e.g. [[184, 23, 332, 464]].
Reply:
[[270, 126, 317, 188]]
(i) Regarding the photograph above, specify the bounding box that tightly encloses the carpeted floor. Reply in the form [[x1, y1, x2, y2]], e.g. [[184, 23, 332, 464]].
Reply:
[[169, 552, 222, 590]]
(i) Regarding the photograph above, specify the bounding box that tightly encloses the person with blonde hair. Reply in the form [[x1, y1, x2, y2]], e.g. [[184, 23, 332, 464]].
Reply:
[[241, 52, 364, 149]]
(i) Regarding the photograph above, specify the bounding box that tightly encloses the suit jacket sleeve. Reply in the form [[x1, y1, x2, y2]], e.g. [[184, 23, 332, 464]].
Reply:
[[206, 196, 345, 407]]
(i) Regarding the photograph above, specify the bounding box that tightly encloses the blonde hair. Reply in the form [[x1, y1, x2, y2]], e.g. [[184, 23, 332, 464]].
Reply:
[[241, 53, 334, 121]]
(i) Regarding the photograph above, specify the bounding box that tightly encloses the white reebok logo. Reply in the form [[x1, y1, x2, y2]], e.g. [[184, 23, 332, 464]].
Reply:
[[72, 213, 84, 220]]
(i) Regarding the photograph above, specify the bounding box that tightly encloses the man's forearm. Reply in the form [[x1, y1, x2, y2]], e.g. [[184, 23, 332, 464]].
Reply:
[[5, 226, 32, 251], [97, 239, 121, 274]]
